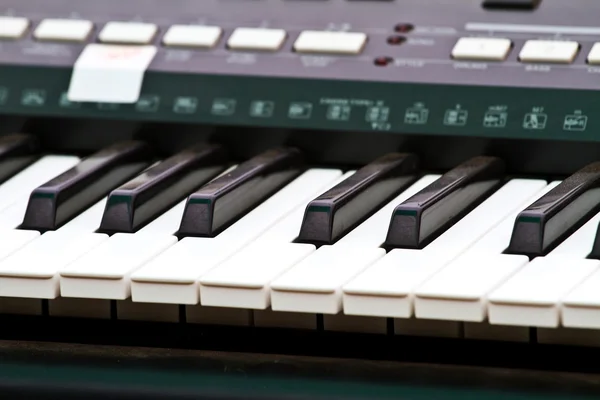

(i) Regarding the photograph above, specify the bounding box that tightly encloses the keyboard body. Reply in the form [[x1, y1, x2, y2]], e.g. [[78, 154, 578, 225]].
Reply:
[[1, 0, 600, 144], [2, 0, 600, 397]]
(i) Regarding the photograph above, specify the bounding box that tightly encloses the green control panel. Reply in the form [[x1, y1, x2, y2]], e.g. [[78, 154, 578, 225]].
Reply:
[[1, 66, 599, 142]]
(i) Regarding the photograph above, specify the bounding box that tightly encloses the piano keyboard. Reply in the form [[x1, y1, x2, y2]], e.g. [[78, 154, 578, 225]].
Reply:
[[2, 133, 600, 344]]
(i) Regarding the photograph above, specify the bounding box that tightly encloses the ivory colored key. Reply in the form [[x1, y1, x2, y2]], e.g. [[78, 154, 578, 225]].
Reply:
[[296, 153, 418, 245], [546, 211, 600, 328], [385, 156, 504, 249], [0, 200, 109, 299], [507, 162, 600, 257], [130, 168, 343, 305], [99, 143, 227, 234], [60, 233, 177, 300], [21, 141, 152, 231], [178, 147, 303, 237], [342, 178, 548, 318], [270, 245, 385, 314], [199, 174, 434, 311], [413, 181, 558, 322], [488, 257, 598, 327]]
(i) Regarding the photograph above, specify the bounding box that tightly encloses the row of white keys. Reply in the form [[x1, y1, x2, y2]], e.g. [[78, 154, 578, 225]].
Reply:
[[58, 165, 241, 301], [0, 198, 109, 299], [129, 168, 344, 305], [485, 208, 600, 328], [59, 199, 188, 300], [413, 180, 559, 323], [265, 175, 440, 314], [342, 178, 549, 319], [559, 211, 600, 329], [0, 155, 81, 259], [195, 169, 350, 309], [198, 170, 423, 311]]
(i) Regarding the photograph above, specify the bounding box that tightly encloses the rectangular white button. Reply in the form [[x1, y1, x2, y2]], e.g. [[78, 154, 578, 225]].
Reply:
[[519, 40, 579, 63], [488, 257, 598, 327], [293, 31, 367, 55], [99, 21, 158, 44], [67, 43, 157, 103], [587, 42, 600, 65], [227, 28, 286, 51], [163, 25, 222, 48], [34, 19, 93, 42], [0, 16, 29, 39], [451, 37, 512, 61]]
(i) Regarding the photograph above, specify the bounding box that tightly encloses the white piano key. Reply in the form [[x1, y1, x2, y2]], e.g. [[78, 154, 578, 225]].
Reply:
[[413, 180, 558, 321], [488, 256, 599, 327], [198, 171, 428, 310], [414, 254, 529, 322], [130, 168, 344, 304], [562, 268, 600, 329], [60, 233, 177, 300], [200, 242, 314, 309], [270, 246, 385, 314], [0, 232, 108, 299], [0, 199, 109, 299], [0, 155, 80, 214], [342, 178, 549, 318]]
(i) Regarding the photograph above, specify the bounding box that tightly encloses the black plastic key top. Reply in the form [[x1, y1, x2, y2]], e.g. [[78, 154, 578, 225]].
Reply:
[[0, 134, 39, 183], [21, 141, 153, 231], [178, 147, 303, 237], [385, 156, 505, 249], [508, 162, 600, 257], [296, 153, 419, 246], [98, 143, 228, 234]]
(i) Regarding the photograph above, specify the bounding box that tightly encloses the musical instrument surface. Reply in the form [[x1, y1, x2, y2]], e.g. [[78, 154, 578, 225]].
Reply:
[[2, 0, 600, 398]]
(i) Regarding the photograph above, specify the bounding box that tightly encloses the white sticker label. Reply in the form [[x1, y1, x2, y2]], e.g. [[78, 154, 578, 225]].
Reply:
[[67, 44, 157, 104]]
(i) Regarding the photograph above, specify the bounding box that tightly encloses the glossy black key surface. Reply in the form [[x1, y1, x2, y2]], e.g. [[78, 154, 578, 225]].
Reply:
[[177, 147, 303, 237], [296, 153, 419, 245], [0, 134, 39, 183], [385, 156, 505, 249], [98, 144, 228, 234], [20, 141, 152, 231], [508, 162, 600, 257]]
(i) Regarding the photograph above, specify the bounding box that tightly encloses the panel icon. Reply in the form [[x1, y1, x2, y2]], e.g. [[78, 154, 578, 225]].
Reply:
[[563, 115, 587, 131]]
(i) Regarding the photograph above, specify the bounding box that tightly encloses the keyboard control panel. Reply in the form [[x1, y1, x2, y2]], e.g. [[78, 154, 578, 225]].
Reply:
[[0, 0, 599, 142]]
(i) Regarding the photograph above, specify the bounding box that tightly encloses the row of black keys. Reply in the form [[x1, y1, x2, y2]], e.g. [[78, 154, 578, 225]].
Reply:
[[0, 133, 598, 257]]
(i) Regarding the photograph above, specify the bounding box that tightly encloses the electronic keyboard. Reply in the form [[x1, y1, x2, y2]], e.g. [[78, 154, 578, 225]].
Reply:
[[2, 0, 600, 398]]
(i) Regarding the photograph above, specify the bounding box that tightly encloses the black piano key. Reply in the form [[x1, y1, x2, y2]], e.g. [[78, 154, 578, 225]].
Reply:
[[296, 153, 419, 245], [508, 162, 600, 257], [177, 147, 303, 237], [385, 156, 505, 249], [20, 141, 153, 231], [98, 144, 228, 234], [0, 134, 39, 183]]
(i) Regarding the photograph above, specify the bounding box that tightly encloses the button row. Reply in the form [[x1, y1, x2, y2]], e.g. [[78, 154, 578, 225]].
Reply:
[[452, 37, 600, 64], [0, 16, 368, 55]]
